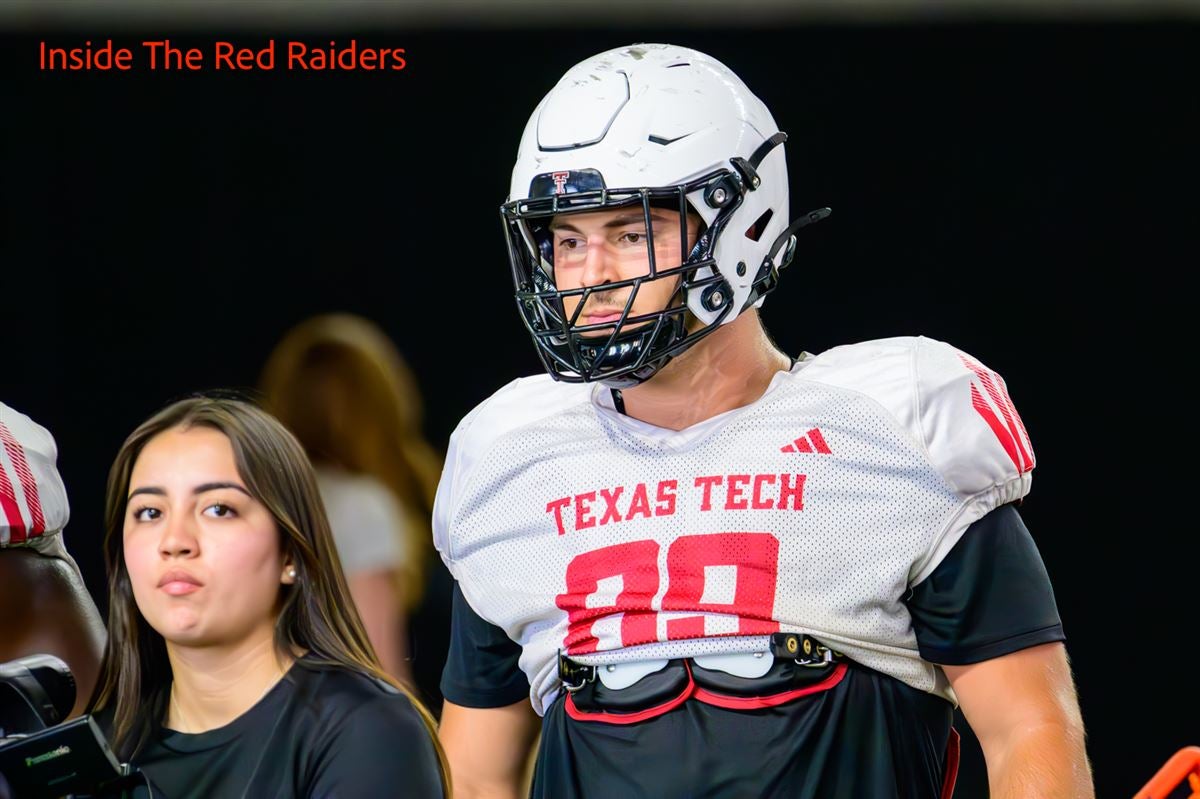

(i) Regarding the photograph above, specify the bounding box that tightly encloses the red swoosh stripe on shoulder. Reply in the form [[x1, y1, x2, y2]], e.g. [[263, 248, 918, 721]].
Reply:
[[958, 356, 1033, 473], [0, 421, 46, 537], [969, 384, 1023, 472], [0, 449, 27, 544], [994, 374, 1034, 468]]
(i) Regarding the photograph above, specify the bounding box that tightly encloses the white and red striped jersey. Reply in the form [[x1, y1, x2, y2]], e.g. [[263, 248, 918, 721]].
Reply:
[[433, 336, 1035, 715], [0, 401, 72, 560]]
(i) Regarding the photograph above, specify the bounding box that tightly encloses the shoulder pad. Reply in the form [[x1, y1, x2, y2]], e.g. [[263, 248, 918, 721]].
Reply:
[[0, 402, 69, 547], [432, 376, 591, 561], [798, 336, 1034, 498]]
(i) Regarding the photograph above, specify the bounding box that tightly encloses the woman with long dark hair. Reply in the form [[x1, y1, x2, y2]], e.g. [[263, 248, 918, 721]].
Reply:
[[87, 396, 447, 797]]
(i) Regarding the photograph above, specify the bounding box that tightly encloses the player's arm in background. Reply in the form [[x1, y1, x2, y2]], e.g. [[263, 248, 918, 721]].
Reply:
[[432, 394, 544, 796], [438, 582, 540, 799], [896, 338, 1093, 796], [907, 505, 1094, 798], [945, 642, 1091, 798], [0, 547, 106, 717], [441, 700, 539, 799]]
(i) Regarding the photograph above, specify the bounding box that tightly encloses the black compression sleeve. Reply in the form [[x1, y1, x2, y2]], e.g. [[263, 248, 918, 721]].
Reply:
[[906, 503, 1066, 665], [439, 581, 530, 708]]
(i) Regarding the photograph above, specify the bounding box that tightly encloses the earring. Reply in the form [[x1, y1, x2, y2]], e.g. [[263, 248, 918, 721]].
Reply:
[[286, 566, 297, 581]]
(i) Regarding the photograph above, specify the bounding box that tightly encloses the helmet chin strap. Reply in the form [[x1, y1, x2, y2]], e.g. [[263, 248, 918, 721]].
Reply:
[[730, 131, 789, 190], [583, 312, 687, 389], [609, 387, 627, 415], [765, 207, 833, 269], [742, 206, 833, 312]]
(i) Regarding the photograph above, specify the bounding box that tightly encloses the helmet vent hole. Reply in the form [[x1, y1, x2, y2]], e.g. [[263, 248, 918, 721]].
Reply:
[[666, 62, 690, 68], [744, 209, 774, 242], [648, 133, 691, 146]]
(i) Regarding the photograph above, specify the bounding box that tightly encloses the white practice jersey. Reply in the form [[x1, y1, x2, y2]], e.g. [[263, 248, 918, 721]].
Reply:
[[1, 400, 73, 562], [433, 336, 1035, 715]]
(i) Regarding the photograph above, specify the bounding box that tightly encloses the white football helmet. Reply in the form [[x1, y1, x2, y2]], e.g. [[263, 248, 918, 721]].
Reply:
[[502, 43, 829, 387]]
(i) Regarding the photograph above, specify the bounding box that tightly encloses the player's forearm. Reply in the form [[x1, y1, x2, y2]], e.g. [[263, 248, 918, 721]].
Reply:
[[442, 750, 526, 799], [982, 719, 1094, 799], [440, 701, 536, 799], [441, 736, 527, 799]]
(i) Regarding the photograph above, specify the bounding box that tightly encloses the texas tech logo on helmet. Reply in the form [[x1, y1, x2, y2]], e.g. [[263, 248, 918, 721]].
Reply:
[[528, 168, 607, 198]]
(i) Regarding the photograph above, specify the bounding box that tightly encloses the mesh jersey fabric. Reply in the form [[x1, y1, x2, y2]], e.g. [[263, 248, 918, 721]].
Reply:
[[433, 336, 1035, 714], [440, 503, 1065, 710], [441, 503, 1065, 797], [0, 401, 84, 570], [0, 401, 70, 550]]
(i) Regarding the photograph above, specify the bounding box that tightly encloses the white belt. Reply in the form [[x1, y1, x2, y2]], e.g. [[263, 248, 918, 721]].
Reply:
[[594, 651, 773, 689]]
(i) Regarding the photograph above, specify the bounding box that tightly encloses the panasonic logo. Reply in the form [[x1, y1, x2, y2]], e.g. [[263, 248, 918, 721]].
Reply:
[[25, 745, 71, 767]]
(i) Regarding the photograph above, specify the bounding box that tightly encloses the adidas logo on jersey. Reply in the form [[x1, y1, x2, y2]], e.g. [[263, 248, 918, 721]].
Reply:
[[780, 428, 831, 454]]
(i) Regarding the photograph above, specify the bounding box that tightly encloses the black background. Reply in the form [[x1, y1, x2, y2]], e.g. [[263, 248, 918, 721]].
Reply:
[[2, 21, 1197, 797]]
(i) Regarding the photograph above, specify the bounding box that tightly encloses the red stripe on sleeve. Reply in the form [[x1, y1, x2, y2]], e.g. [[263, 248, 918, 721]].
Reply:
[[974, 369, 1033, 473], [996, 377, 1035, 468], [958, 356, 1033, 473], [0, 456, 27, 544], [969, 385, 1022, 472], [0, 421, 46, 536]]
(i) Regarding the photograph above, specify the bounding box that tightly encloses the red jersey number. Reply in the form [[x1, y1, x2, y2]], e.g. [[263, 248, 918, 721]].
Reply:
[[556, 532, 780, 655]]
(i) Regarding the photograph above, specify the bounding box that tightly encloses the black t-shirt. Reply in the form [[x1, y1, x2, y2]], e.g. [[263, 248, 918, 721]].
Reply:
[[107, 656, 443, 799], [442, 503, 1065, 798]]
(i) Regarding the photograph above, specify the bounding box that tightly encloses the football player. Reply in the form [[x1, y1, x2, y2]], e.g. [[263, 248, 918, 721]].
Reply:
[[0, 401, 106, 719], [435, 44, 1093, 798]]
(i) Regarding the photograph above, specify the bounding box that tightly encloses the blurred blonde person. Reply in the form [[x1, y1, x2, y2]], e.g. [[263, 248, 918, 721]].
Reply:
[[261, 314, 440, 684]]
